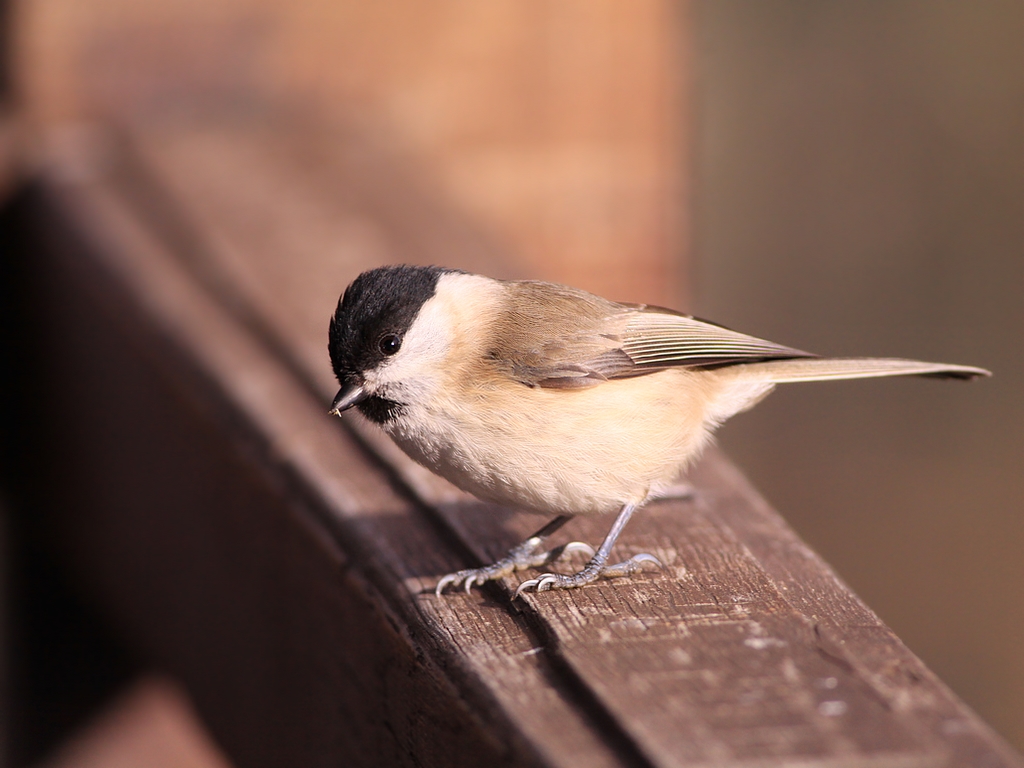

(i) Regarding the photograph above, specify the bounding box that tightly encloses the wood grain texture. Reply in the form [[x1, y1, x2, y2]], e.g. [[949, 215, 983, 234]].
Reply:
[[15, 121, 1022, 767]]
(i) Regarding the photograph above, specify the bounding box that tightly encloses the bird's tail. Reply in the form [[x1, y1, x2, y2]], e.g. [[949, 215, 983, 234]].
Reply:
[[721, 357, 990, 384]]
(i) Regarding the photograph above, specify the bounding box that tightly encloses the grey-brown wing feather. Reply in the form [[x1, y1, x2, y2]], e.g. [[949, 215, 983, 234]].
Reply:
[[617, 307, 814, 372], [490, 281, 814, 389]]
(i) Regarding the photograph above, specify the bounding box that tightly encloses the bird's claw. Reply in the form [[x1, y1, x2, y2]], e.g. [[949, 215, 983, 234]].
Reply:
[[560, 541, 596, 558], [434, 570, 472, 597], [435, 565, 509, 596], [514, 552, 663, 598], [514, 574, 557, 597], [602, 552, 662, 578], [434, 539, 594, 596]]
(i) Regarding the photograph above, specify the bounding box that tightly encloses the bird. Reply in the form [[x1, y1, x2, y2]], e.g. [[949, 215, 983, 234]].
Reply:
[[327, 264, 989, 597]]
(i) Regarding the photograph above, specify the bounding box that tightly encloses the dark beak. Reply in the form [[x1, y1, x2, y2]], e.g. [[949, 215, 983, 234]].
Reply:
[[330, 380, 368, 416]]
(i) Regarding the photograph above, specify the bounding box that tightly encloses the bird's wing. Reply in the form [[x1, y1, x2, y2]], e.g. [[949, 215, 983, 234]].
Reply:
[[490, 282, 814, 389], [616, 306, 815, 372]]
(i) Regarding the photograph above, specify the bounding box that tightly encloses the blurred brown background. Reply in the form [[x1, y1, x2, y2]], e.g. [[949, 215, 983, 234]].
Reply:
[[17, 0, 689, 306], [5, 0, 1022, 759], [694, 1, 1023, 751]]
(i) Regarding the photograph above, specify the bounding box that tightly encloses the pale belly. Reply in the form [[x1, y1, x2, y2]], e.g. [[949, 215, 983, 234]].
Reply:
[[383, 369, 726, 516]]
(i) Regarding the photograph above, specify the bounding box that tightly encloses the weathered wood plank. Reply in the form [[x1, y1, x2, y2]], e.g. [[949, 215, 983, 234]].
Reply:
[[18, 167, 629, 767], [24, 119, 1024, 768], [690, 457, 1021, 767]]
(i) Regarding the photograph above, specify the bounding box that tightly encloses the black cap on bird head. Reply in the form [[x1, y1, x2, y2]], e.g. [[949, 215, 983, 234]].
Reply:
[[328, 265, 453, 422]]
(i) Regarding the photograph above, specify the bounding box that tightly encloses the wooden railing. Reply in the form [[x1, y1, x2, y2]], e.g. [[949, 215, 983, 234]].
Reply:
[[2, 116, 1020, 767]]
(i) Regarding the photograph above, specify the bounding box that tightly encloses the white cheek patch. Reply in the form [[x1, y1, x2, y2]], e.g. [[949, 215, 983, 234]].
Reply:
[[383, 296, 452, 383], [370, 273, 502, 400]]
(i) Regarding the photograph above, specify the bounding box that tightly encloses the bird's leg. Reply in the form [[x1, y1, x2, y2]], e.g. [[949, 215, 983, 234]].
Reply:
[[435, 515, 594, 595], [514, 503, 662, 596]]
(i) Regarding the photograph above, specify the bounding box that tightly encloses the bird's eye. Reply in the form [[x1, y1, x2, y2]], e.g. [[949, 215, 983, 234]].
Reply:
[[378, 333, 402, 356]]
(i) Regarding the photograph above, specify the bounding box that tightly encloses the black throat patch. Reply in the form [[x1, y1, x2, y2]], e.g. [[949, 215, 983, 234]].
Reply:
[[357, 395, 403, 424]]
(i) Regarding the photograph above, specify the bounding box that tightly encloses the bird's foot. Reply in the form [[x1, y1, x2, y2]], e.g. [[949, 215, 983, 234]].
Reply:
[[514, 552, 662, 597], [435, 539, 595, 596]]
